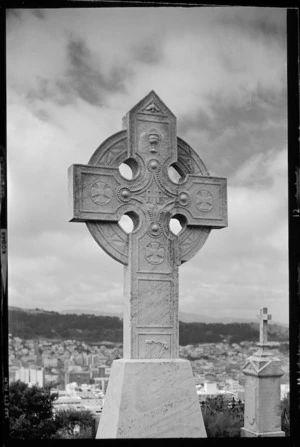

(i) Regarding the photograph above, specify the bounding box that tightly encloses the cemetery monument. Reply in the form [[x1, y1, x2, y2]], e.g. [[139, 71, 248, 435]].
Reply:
[[241, 308, 285, 437], [69, 91, 228, 438]]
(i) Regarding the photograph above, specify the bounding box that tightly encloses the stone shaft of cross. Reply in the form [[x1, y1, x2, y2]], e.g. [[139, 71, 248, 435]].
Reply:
[[69, 91, 227, 360], [257, 307, 272, 345]]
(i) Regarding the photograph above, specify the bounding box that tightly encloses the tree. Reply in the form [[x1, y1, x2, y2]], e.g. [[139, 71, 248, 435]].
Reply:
[[9, 381, 58, 440]]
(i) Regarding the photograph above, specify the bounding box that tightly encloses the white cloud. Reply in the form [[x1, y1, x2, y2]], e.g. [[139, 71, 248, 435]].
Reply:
[[7, 8, 288, 323]]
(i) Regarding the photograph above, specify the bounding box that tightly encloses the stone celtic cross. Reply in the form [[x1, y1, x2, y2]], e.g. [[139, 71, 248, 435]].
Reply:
[[69, 91, 227, 359], [257, 307, 272, 346]]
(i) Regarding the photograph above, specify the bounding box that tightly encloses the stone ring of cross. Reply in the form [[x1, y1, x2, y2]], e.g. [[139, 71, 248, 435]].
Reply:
[[69, 91, 227, 266], [81, 131, 210, 264]]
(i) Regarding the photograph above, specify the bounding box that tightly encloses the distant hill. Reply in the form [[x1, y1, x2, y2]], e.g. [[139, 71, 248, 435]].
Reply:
[[10, 306, 255, 323], [179, 311, 256, 324], [8, 307, 288, 345], [59, 308, 228, 323], [60, 308, 123, 318], [59, 307, 288, 326]]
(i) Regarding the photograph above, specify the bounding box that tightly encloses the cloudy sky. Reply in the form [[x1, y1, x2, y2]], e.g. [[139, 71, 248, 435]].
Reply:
[[6, 7, 288, 324]]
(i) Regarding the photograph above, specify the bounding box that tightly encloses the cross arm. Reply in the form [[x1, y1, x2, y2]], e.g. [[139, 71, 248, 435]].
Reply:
[[68, 164, 132, 223], [173, 175, 227, 228]]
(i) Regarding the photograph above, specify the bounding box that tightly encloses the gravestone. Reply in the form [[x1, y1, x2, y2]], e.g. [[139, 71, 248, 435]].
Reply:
[[241, 308, 285, 437], [69, 91, 227, 438]]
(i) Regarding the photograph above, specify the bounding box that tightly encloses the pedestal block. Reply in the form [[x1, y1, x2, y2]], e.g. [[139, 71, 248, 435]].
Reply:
[[241, 348, 285, 437], [96, 358, 207, 438], [241, 427, 285, 437]]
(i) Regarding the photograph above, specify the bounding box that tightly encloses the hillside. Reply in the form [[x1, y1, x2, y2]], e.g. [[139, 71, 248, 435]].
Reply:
[[8, 307, 289, 345], [60, 308, 267, 325]]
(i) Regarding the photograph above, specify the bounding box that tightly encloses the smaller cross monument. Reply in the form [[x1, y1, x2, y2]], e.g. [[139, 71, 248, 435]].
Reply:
[[258, 307, 272, 346], [241, 308, 285, 437]]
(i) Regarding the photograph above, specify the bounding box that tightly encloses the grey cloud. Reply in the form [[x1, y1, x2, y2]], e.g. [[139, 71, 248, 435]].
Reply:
[[34, 109, 51, 122], [253, 17, 285, 39], [179, 109, 215, 137], [179, 85, 287, 139], [132, 41, 164, 65], [31, 10, 46, 20], [217, 9, 286, 47], [6, 9, 22, 21], [23, 36, 132, 108], [30, 109, 51, 123], [55, 80, 77, 106], [26, 78, 53, 102], [210, 87, 287, 132], [7, 9, 46, 24], [25, 78, 58, 120], [56, 36, 131, 106], [178, 87, 287, 178]]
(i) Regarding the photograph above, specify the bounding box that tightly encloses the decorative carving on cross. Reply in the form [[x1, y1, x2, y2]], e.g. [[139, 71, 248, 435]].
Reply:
[[257, 307, 272, 346], [69, 91, 227, 359]]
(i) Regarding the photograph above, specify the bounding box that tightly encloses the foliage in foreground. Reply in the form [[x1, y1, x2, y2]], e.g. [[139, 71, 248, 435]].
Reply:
[[201, 395, 244, 437], [9, 381, 290, 439], [9, 381, 95, 439], [281, 393, 290, 436], [52, 408, 95, 439], [201, 393, 290, 437], [9, 381, 58, 440]]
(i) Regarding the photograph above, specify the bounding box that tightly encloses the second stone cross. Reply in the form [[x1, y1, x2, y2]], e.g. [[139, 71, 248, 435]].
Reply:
[[69, 91, 228, 438]]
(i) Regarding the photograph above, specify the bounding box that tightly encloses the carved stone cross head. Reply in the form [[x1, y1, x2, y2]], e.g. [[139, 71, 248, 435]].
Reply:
[[257, 307, 272, 346], [69, 91, 227, 359]]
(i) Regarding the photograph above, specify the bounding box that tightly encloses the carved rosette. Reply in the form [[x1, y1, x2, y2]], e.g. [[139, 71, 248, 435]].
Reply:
[[178, 192, 190, 206], [89, 181, 113, 205], [145, 242, 165, 265], [117, 187, 131, 202], [195, 189, 214, 211], [147, 159, 161, 173]]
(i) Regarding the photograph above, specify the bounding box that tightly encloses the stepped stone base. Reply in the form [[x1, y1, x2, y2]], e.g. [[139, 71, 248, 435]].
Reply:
[[241, 427, 285, 437], [96, 358, 207, 438]]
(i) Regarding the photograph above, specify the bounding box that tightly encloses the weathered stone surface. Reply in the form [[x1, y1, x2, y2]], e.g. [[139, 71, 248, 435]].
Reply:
[[69, 91, 227, 360], [69, 91, 228, 438], [241, 428, 285, 437], [241, 308, 285, 437], [96, 359, 207, 438], [257, 307, 272, 347], [241, 374, 285, 437]]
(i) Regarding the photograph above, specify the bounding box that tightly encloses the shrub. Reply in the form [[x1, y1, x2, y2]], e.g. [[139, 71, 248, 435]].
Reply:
[[201, 395, 244, 437], [281, 393, 290, 436], [53, 408, 95, 439], [202, 394, 290, 437]]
